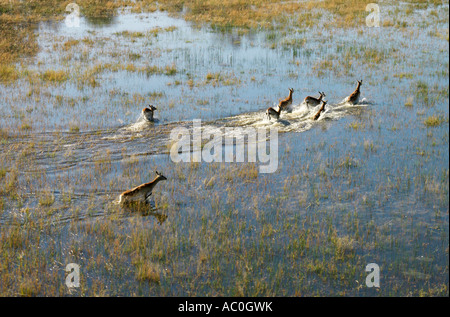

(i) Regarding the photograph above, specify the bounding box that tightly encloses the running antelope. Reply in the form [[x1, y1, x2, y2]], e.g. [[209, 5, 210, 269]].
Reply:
[[345, 80, 362, 104], [313, 100, 327, 121], [142, 105, 157, 121], [266, 105, 281, 120], [304, 91, 326, 107], [119, 171, 167, 205], [278, 88, 294, 111]]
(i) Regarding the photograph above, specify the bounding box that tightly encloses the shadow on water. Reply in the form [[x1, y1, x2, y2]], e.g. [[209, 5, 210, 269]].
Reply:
[[120, 200, 168, 225]]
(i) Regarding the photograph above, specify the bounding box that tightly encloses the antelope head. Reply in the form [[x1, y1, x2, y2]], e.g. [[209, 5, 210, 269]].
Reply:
[[318, 91, 326, 100], [155, 171, 167, 180], [143, 105, 156, 113]]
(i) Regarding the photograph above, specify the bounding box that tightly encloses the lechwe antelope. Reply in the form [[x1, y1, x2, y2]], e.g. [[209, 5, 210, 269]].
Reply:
[[266, 105, 281, 120], [142, 105, 157, 121], [304, 91, 326, 108], [278, 88, 294, 111], [313, 100, 327, 121], [345, 80, 362, 104], [119, 171, 167, 205]]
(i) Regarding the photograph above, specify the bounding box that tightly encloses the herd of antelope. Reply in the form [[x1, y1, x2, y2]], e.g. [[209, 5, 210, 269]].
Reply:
[[120, 80, 363, 206], [266, 79, 363, 121]]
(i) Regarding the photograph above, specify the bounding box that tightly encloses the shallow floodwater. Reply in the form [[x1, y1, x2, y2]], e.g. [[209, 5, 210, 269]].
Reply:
[[0, 5, 448, 296]]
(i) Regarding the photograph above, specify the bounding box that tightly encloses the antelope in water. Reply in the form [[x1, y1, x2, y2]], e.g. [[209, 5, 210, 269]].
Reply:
[[142, 105, 157, 121], [304, 91, 326, 108], [345, 80, 362, 104], [266, 105, 281, 120], [278, 88, 294, 111], [119, 171, 167, 205], [313, 100, 327, 121]]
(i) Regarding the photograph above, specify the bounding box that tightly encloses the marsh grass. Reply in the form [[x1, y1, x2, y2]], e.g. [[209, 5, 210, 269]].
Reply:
[[41, 69, 69, 83], [204, 71, 241, 87], [134, 261, 161, 284], [0, 140, 447, 296], [63, 40, 80, 51], [405, 96, 414, 108], [0, 64, 19, 83], [0, 0, 438, 71], [424, 115, 446, 127], [38, 190, 56, 206], [0, 0, 448, 297]]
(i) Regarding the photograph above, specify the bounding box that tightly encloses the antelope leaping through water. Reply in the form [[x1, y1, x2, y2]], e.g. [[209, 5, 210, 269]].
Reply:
[[312, 100, 327, 121], [266, 87, 294, 120], [345, 80, 362, 104], [304, 91, 326, 108], [119, 171, 167, 205], [266, 105, 281, 120], [142, 105, 157, 122], [278, 88, 294, 111]]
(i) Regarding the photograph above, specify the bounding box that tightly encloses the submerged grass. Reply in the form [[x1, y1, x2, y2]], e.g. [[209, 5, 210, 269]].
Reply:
[[41, 69, 69, 83], [0, 64, 19, 83], [424, 115, 446, 127]]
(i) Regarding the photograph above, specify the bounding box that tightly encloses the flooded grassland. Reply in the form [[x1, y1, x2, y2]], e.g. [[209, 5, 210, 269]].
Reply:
[[0, 1, 448, 296]]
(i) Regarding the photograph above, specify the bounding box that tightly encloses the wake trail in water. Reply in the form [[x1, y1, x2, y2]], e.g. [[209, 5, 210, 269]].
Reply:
[[218, 99, 369, 132], [15, 100, 370, 174]]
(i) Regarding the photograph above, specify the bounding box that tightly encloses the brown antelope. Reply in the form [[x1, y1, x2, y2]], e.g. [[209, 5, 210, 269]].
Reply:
[[119, 171, 167, 205], [345, 80, 362, 104], [278, 88, 294, 111], [266, 105, 281, 120], [142, 105, 157, 121], [313, 100, 327, 121], [304, 91, 326, 107]]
